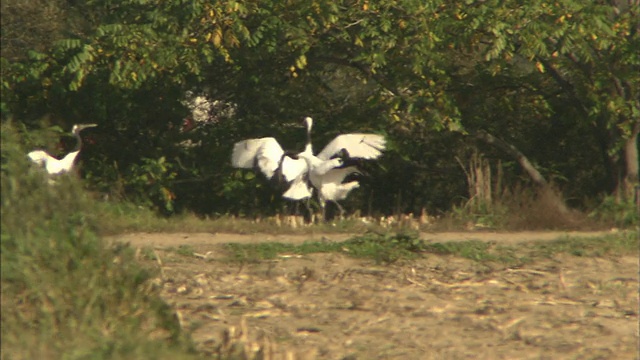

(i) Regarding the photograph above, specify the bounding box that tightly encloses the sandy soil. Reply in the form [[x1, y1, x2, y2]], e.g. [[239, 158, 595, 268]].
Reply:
[[115, 231, 639, 359]]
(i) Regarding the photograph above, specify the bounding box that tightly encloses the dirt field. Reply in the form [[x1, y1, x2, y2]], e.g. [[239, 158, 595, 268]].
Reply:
[[112, 231, 639, 359]]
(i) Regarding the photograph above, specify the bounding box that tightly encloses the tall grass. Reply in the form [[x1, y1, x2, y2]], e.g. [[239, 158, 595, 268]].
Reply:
[[1, 123, 196, 359]]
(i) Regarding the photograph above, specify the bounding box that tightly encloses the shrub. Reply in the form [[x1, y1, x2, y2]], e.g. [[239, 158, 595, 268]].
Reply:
[[588, 194, 639, 228], [0, 122, 196, 359]]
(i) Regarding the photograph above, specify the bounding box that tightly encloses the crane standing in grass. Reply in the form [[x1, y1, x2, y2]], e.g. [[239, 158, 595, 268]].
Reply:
[[231, 117, 385, 220], [28, 123, 98, 175]]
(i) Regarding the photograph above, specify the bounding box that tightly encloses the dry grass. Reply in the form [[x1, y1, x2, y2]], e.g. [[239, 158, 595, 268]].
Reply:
[[146, 243, 639, 359]]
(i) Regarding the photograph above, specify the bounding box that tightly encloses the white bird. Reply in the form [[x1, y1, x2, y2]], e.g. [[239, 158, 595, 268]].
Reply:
[[231, 117, 385, 220], [28, 123, 98, 175], [231, 137, 308, 185], [292, 151, 362, 219], [294, 117, 385, 219]]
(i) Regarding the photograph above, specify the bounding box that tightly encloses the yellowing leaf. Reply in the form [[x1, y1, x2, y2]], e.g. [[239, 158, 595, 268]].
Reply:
[[535, 62, 545, 73], [295, 54, 307, 69], [213, 29, 222, 46]]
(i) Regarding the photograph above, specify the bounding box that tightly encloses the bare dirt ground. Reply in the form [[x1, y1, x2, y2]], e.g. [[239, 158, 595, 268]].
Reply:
[[111, 231, 640, 359], [112, 230, 617, 247]]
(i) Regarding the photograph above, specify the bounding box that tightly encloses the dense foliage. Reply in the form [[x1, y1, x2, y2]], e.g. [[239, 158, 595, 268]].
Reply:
[[2, 0, 638, 218]]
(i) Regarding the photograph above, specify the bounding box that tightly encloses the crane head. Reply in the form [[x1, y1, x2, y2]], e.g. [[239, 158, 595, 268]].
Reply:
[[72, 123, 98, 134], [303, 117, 313, 132]]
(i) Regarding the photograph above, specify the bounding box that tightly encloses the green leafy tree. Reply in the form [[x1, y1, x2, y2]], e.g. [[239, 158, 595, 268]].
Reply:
[[2, 0, 637, 218]]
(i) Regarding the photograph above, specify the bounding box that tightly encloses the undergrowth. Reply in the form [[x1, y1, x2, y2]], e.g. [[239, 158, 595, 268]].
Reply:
[[92, 200, 385, 235], [0, 123, 197, 359], [588, 194, 639, 228], [223, 230, 638, 264], [223, 232, 424, 264]]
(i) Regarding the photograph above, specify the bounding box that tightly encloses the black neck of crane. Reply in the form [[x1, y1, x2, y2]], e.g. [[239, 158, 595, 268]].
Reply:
[[73, 129, 83, 152]]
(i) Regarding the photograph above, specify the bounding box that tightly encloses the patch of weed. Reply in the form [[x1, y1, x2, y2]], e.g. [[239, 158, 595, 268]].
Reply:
[[224, 241, 345, 263], [528, 231, 638, 258], [140, 246, 158, 260], [222, 230, 638, 266], [174, 244, 196, 257], [224, 231, 427, 264], [341, 231, 425, 263], [423, 240, 527, 264]]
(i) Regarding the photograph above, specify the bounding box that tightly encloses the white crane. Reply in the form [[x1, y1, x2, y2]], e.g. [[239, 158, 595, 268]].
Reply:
[[231, 118, 315, 217], [28, 123, 98, 175], [291, 117, 385, 219], [231, 117, 385, 220], [292, 151, 362, 219]]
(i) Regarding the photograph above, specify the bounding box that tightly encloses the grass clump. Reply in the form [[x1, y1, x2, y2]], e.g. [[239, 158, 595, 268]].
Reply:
[[588, 194, 639, 228], [224, 231, 427, 264], [1, 123, 197, 359], [223, 229, 638, 265], [528, 231, 638, 258], [341, 231, 426, 263], [224, 241, 344, 263]]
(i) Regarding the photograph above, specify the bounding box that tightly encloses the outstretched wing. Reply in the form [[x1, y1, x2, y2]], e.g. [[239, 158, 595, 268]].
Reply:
[[278, 156, 308, 183], [232, 137, 285, 179], [27, 150, 78, 175], [282, 175, 313, 200], [317, 133, 386, 160], [317, 166, 361, 201], [52, 151, 79, 174], [28, 150, 53, 166], [312, 158, 343, 176], [321, 166, 360, 185]]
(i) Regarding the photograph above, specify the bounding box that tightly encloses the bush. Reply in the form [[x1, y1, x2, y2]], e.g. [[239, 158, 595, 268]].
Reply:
[[0, 122, 196, 359], [589, 194, 639, 228]]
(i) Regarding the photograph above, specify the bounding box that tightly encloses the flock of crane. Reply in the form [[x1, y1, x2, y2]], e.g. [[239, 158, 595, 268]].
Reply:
[[27, 117, 386, 220]]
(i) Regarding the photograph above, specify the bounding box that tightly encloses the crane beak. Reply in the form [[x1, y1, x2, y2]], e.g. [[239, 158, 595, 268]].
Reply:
[[76, 124, 98, 131]]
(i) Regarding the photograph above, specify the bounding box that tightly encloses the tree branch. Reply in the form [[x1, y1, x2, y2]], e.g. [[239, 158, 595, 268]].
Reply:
[[473, 130, 548, 187], [473, 129, 571, 213]]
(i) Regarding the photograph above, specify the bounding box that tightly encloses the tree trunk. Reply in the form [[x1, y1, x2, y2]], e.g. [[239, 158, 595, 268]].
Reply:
[[474, 130, 570, 214], [622, 121, 640, 199]]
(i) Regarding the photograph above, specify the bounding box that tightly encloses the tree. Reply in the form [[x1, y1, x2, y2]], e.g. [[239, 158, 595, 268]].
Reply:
[[460, 0, 639, 197], [2, 0, 637, 217]]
